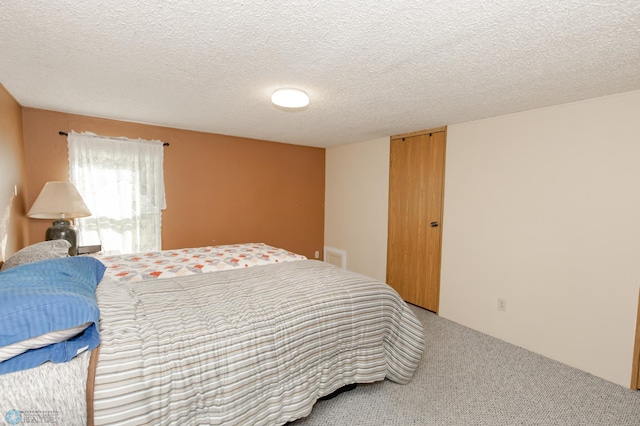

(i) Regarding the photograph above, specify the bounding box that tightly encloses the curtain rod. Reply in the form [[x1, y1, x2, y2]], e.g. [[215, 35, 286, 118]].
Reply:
[[58, 131, 169, 147]]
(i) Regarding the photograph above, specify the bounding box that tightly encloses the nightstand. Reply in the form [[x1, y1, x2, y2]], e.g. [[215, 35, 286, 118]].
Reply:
[[77, 245, 102, 255]]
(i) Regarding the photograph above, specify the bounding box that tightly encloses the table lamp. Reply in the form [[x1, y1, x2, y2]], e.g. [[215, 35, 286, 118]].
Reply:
[[27, 181, 92, 256]]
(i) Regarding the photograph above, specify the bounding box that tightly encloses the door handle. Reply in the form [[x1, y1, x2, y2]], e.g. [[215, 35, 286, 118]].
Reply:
[[430, 221, 439, 227]]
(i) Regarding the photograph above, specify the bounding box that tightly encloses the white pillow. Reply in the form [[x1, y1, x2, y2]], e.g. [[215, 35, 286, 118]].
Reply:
[[0, 322, 90, 362], [1, 240, 71, 271]]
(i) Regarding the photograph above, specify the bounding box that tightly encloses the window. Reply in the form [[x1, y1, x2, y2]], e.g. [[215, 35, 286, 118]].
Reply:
[[68, 132, 166, 254]]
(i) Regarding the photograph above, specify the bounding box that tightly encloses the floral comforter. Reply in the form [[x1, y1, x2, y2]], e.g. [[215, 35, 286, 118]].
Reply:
[[94, 243, 307, 283]]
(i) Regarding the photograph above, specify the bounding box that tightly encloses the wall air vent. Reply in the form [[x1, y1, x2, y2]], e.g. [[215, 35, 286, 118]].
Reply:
[[323, 246, 346, 269]]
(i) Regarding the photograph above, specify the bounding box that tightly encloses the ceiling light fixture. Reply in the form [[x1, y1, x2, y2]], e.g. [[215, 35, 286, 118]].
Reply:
[[271, 88, 310, 109]]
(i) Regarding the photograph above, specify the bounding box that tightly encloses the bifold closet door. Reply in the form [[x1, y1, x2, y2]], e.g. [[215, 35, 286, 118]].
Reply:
[[387, 128, 446, 313]]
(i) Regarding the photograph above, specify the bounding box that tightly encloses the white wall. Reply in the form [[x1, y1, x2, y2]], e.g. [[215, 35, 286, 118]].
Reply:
[[440, 90, 640, 387], [324, 89, 640, 387], [324, 137, 389, 281]]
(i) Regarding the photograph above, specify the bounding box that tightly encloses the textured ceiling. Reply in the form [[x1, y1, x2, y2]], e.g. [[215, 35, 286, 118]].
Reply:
[[1, 1, 639, 148]]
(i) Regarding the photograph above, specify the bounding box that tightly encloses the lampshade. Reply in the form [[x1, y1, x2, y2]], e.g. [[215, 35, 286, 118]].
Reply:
[[28, 181, 91, 219]]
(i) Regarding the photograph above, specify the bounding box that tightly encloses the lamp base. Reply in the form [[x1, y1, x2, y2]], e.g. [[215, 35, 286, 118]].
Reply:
[[46, 219, 78, 256]]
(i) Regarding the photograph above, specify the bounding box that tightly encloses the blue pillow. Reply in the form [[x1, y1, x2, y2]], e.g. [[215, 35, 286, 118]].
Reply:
[[0, 256, 106, 375]]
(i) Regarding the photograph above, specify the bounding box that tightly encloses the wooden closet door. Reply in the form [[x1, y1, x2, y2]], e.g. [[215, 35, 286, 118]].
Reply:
[[387, 128, 446, 313], [631, 289, 640, 389]]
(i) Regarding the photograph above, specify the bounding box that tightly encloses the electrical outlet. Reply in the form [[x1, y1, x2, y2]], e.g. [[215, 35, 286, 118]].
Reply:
[[497, 298, 507, 312], [314, 250, 320, 259]]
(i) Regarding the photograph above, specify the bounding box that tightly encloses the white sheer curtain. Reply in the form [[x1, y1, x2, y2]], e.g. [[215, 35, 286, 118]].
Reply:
[[68, 131, 166, 254]]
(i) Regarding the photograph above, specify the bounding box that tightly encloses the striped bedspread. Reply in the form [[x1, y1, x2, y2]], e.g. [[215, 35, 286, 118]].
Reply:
[[93, 260, 425, 425]]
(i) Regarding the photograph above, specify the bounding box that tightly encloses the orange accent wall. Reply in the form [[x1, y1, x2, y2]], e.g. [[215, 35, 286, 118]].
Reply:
[[0, 84, 28, 261], [22, 108, 325, 258]]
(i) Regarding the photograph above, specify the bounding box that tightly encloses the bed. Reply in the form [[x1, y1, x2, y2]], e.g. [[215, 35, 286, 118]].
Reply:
[[0, 242, 425, 425]]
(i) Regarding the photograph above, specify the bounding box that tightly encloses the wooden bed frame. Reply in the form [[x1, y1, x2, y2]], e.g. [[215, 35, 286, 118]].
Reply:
[[86, 346, 100, 426]]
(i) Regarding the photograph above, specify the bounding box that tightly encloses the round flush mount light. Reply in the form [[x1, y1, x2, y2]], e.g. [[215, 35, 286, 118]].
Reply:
[[271, 88, 310, 109]]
